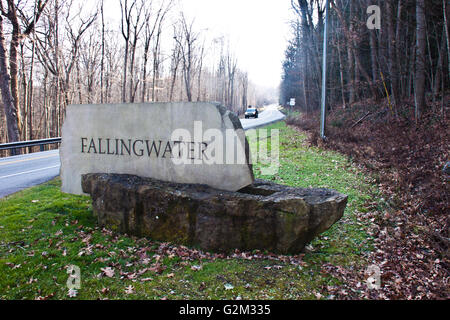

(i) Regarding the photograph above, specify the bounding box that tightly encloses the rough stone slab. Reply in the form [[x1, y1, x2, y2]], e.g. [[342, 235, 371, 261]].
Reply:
[[82, 173, 348, 254], [60, 102, 254, 194]]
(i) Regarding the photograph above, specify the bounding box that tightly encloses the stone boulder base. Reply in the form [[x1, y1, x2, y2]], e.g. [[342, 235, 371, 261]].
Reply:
[[82, 173, 348, 254]]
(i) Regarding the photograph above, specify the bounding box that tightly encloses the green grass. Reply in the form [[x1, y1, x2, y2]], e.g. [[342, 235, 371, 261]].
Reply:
[[252, 122, 378, 259], [0, 122, 379, 300]]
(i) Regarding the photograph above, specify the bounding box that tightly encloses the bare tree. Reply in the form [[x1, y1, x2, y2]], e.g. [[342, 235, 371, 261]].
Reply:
[[120, 0, 135, 103], [387, 0, 400, 108], [174, 13, 200, 102], [141, 1, 162, 103], [150, 0, 172, 102], [168, 26, 181, 102], [128, 0, 145, 103], [0, 0, 48, 146], [100, 0, 105, 103], [80, 29, 101, 104], [196, 42, 205, 101], [62, 0, 97, 106], [226, 52, 237, 109], [240, 71, 248, 111]]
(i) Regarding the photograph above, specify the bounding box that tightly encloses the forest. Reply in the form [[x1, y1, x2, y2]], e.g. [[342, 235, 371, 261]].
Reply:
[[281, 0, 449, 117], [282, 0, 449, 299], [0, 0, 273, 151]]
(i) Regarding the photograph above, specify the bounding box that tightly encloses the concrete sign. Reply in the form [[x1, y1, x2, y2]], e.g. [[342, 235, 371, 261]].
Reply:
[[60, 102, 254, 194]]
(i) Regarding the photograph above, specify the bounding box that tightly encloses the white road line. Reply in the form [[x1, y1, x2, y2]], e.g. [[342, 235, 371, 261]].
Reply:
[[0, 165, 59, 179]]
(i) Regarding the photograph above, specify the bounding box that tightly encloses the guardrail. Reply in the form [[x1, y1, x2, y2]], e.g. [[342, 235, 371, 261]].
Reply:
[[0, 137, 61, 156]]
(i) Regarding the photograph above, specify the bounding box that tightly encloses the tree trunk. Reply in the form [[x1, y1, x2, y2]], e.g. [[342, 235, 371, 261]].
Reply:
[[443, 0, 450, 82], [0, 15, 21, 147], [415, 0, 426, 120], [141, 51, 149, 103], [8, 6, 23, 136], [369, 25, 379, 84], [433, 31, 444, 100], [346, 1, 355, 105], [28, 22, 37, 144], [197, 45, 204, 101], [387, 0, 399, 107], [53, 0, 60, 137], [169, 45, 180, 102], [395, 0, 403, 98], [20, 44, 28, 142], [100, 0, 105, 104], [122, 43, 129, 103], [129, 36, 138, 103], [76, 60, 83, 104], [297, 0, 310, 109], [337, 39, 346, 108]]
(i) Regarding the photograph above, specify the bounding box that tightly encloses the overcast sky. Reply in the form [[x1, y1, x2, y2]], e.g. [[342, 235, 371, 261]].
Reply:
[[180, 0, 295, 88], [98, 0, 295, 89]]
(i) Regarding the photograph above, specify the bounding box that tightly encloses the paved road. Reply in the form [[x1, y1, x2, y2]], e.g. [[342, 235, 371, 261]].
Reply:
[[0, 150, 60, 198], [240, 104, 286, 130], [0, 105, 285, 198]]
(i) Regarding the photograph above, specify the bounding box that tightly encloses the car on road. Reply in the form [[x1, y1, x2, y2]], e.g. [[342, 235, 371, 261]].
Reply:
[[244, 107, 258, 119]]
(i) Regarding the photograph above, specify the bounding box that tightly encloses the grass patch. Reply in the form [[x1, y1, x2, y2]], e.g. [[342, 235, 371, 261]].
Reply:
[[0, 122, 379, 300], [252, 122, 378, 260]]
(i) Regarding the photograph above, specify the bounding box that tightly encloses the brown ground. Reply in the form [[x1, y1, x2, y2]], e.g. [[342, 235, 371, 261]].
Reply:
[[286, 97, 449, 299]]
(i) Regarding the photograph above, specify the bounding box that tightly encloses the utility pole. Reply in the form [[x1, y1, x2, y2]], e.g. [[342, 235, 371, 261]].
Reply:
[[320, 0, 329, 139]]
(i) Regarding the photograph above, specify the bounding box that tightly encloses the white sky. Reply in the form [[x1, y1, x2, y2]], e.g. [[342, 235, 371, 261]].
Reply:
[[96, 0, 295, 89], [181, 0, 295, 88]]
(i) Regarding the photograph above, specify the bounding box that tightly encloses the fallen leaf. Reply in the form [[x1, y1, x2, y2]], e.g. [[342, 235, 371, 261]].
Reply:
[[100, 267, 115, 278], [35, 293, 55, 300], [149, 263, 165, 274]]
